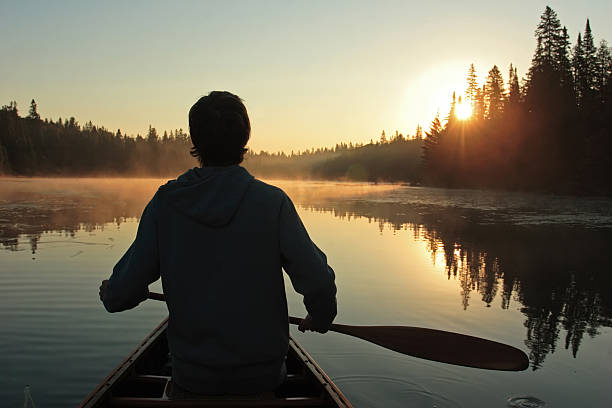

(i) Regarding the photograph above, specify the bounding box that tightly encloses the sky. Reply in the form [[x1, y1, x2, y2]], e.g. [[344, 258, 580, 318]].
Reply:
[[1, 1, 611, 153]]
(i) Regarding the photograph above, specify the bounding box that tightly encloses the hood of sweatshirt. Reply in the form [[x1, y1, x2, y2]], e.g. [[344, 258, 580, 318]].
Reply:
[[159, 166, 254, 227]]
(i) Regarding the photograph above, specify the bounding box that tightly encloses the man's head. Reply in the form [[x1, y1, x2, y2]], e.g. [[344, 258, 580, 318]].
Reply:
[[189, 91, 250, 166]]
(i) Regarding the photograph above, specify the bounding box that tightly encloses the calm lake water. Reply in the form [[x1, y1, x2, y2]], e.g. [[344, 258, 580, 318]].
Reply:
[[2, 177, 612, 407]]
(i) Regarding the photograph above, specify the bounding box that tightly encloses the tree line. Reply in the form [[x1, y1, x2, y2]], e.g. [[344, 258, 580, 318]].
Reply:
[[244, 132, 423, 182], [0, 96, 424, 182], [0, 101, 194, 176], [422, 6, 612, 194], [250, 6, 612, 193], [1, 6, 611, 195]]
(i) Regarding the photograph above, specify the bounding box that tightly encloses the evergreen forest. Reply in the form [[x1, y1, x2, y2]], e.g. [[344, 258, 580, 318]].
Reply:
[[1, 6, 611, 195], [420, 7, 612, 195]]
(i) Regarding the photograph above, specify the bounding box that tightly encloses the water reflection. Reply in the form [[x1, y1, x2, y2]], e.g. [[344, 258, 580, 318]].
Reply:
[[0, 178, 396, 253], [0, 178, 162, 253], [2, 178, 611, 370], [301, 199, 612, 370]]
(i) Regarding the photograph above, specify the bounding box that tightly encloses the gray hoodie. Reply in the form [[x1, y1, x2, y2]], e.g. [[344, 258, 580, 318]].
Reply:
[[103, 166, 337, 394]]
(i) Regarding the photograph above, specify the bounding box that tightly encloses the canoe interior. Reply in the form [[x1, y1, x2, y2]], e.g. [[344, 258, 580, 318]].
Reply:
[[80, 318, 352, 407]]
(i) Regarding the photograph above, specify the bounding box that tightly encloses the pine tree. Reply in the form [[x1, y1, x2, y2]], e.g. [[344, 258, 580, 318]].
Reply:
[[27, 99, 40, 120], [466, 64, 479, 105], [507, 64, 521, 106], [67, 117, 78, 129], [527, 6, 570, 106], [486, 65, 505, 119], [147, 125, 158, 142], [595, 40, 612, 99], [604, 52, 612, 117], [474, 85, 486, 120], [531, 6, 563, 74], [422, 112, 442, 168], [429, 114, 442, 135], [446, 92, 457, 128], [582, 20, 598, 93], [557, 27, 574, 90], [2, 101, 18, 114], [573, 32, 586, 106], [415, 124, 423, 141], [380, 130, 387, 144]]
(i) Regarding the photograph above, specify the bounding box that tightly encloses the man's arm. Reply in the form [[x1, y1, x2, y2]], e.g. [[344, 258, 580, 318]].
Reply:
[[279, 194, 337, 333], [101, 194, 161, 312]]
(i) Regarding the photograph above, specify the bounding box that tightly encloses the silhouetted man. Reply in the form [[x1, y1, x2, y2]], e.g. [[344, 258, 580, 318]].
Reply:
[[99, 91, 337, 396]]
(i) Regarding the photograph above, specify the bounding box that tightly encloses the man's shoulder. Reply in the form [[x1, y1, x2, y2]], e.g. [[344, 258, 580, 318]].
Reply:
[[249, 178, 287, 201]]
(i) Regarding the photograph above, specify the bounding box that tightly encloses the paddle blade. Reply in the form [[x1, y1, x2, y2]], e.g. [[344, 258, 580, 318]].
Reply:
[[330, 324, 529, 371]]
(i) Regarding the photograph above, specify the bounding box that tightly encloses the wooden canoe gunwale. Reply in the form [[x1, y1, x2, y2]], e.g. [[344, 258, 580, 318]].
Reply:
[[289, 337, 350, 408], [80, 318, 170, 408], [80, 318, 352, 407]]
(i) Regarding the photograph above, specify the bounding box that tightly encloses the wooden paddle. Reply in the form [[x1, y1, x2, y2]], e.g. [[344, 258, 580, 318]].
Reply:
[[148, 291, 529, 371]]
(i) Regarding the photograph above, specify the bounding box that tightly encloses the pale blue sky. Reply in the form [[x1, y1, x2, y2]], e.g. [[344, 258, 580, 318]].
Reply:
[[1, 1, 611, 152]]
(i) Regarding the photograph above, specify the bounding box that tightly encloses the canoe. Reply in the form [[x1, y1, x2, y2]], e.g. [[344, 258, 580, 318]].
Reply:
[[80, 317, 352, 407]]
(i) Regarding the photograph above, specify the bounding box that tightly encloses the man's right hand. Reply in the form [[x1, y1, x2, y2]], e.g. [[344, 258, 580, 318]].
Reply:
[[298, 313, 329, 334], [99, 279, 109, 301]]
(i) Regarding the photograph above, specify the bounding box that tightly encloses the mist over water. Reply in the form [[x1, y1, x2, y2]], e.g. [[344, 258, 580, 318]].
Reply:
[[1, 177, 611, 407]]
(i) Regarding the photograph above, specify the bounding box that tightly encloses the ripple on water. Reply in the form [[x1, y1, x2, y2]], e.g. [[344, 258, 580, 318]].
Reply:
[[333, 375, 462, 408], [507, 396, 546, 408]]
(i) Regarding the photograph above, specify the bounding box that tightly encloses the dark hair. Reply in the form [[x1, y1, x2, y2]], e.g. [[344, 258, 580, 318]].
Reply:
[[188, 91, 250, 166]]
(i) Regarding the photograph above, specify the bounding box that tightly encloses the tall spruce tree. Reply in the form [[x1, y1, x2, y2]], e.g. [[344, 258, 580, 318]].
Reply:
[[415, 124, 423, 141], [582, 20, 598, 93], [573, 32, 586, 107], [466, 64, 479, 106], [531, 6, 563, 74], [486, 65, 505, 119], [446, 92, 457, 128], [147, 125, 159, 142], [507, 64, 521, 106], [474, 85, 486, 120], [595, 40, 612, 101], [526, 7, 568, 113], [422, 112, 442, 168], [380, 129, 387, 144], [557, 27, 574, 90], [27, 99, 40, 120]]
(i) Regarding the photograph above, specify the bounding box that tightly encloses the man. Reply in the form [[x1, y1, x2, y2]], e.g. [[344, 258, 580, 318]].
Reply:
[[99, 91, 337, 396]]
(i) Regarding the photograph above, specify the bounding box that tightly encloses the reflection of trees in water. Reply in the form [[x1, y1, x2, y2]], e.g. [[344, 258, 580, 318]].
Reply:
[[300, 200, 612, 370], [3, 187, 611, 370], [0, 178, 392, 253], [0, 191, 149, 253]]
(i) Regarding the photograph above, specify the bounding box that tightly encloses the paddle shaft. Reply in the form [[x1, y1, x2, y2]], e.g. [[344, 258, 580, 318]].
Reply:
[[147, 291, 529, 371]]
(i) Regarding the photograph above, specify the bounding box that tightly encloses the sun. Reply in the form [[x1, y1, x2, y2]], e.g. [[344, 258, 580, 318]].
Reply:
[[456, 101, 472, 120]]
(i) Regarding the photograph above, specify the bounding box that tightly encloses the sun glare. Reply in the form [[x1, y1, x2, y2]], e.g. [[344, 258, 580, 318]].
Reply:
[[456, 102, 472, 120]]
